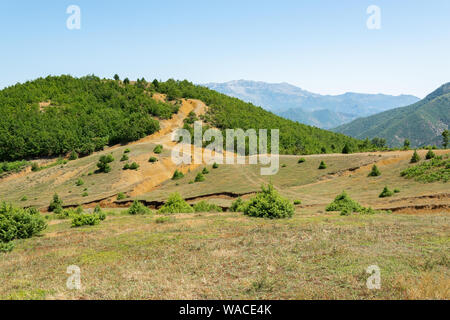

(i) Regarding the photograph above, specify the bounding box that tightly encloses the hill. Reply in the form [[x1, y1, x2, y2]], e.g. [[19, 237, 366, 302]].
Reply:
[[334, 83, 450, 148], [0, 75, 178, 161], [204, 80, 419, 129]]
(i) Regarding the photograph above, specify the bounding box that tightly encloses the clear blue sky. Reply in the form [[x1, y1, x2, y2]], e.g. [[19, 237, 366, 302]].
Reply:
[[1, 0, 449, 98]]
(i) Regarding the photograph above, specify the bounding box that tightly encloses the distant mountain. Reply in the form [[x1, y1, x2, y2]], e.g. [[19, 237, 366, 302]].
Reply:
[[203, 80, 419, 129], [334, 83, 450, 148]]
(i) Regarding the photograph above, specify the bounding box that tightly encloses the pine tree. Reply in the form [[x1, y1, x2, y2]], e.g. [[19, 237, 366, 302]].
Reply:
[[368, 165, 381, 177], [443, 130, 449, 149], [318, 161, 327, 169], [410, 150, 420, 163]]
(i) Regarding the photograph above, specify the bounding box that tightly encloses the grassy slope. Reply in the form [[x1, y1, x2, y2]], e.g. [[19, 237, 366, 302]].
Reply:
[[334, 83, 450, 147]]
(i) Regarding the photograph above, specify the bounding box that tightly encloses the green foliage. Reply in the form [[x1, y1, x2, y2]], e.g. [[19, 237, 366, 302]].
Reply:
[[0, 75, 178, 161], [443, 130, 449, 148], [96, 154, 114, 173], [149, 157, 158, 163], [0, 160, 30, 175], [193, 201, 223, 213], [379, 186, 394, 198], [156, 79, 371, 155], [394, 188, 401, 193], [401, 154, 449, 183], [342, 144, 351, 154], [71, 214, 100, 227], [128, 200, 151, 215], [293, 200, 302, 205], [326, 191, 364, 214], [368, 165, 381, 177], [69, 151, 78, 161], [158, 193, 194, 214], [0, 203, 47, 251], [410, 150, 421, 163], [31, 162, 40, 172], [20, 196, 28, 202], [49, 193, 63, 212], [172, 170, 184, 180], [124, 148, 131, 154], [195, 172, 205, 182], [244, 184, 294, 219], [117, 192, 126, 200], [426, 149, 436, 160], [212, 162, 219, 169], [123, 162, 139, 170], [403, 139, 410, 150], [82, 192, 89, 197], [120, 154, 129, 162], [230, 197, 249, 212], [318, 161, 327, 169], [202, 167, 209, 174], [75, 178, 84, 186], [113, 74, 120, 81], [297, 158, 306, 163], [153, 145, 163, 154]]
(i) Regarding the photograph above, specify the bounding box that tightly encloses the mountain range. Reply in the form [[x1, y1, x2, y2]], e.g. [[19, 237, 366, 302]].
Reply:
[[203, 80, 420, 129], [334, 83, 450, 148]]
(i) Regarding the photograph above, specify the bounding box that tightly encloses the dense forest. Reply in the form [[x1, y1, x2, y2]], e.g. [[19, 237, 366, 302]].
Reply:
[[155, 79, 375, 154], [0, 75, 178, 161]]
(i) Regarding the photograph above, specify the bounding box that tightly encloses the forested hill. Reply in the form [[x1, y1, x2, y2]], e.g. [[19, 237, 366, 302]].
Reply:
[[0, 75, 178, 161], [155, 79, 375, 155], [334, 83, 450, 148]]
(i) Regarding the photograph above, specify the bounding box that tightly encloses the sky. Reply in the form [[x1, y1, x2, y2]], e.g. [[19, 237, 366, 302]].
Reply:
[[0, 0, 449, 98]]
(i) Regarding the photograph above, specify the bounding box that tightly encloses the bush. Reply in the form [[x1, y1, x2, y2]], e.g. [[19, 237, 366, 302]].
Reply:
[[76, 178, 84, 186], [410, 150, 420, 163], [379, 186, 394, 198], [82, 192, 89, 197], [49, 193, 63, 212], [193, 201, 222, 213], [124, 149, 131, 154], [153, 145, 163, 154], [128, 200, 151, 215], [195, 172, 205, 182], [294, 200, 302, 205], [69, 151, 79, 161], [325, 191, 364, 214], [230, 197, 249, 212], [121, 154, 129, 162], [342, 144, 351, 154], [0, 203, 47, 251], [426, 149, 436, 160], [298, 158, 306, 163], [158, 193, 194, 214], [97, 154, 114, 173], [212, 162, 219, 169], [117, 192, 126, 200], [244, 184, 294, 219], [172, 170, 184, 180], [401, 154, 449, 183], [71, 214, 100, 227], [368, 165, 381, 177], [202, 167, 209, 175], [20, 196, 28, 202], [149, 157, 158, 163], [394, 188, 401, 193], [318, 161, 327, 170]]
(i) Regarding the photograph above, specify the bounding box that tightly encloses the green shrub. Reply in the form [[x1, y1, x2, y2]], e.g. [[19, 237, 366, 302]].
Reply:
[[128, 200, 151, 215], [158, 193, 194, 214], [75, 178, 84, 186], [212, 162, 219, 169], [124, 148, 131, 154], [195, 172, 205, 182], [120, 154, 129, 162], [318, 161, 327, 170], [394, 188, 401, 193], [172, 170, 184, 180], [96, 154, 114, 173], [202, 167, 209, 174], [342, 144, 351, 154], [426, 149, 436, 160], [153, 145, 163, 154], [401, 154, 449, 183], [0, 203, 47, 250], [230, 197, 249, 212], [123, 163, 130, 170], [281, 164, 287, 168], [31, 162, 40, 172], [129, 162, 139, 170], [117, 192, 126, 200], [20, 196, 28, 202], [298, 158, 306, 163], [71, 214, 100, 227], [69, 151, 79, 161], [244, 184, 294, 219], [379, 186, 394, 198], [325, 191, 364, 214], [49, 193, 63, 212], [193, 201, 222, 213], [155, 216, 175, 224], [82, 192, 88, 197], [294, 200, 302, 205], [149, 157, 158, 163], [368, 165, 381, 177], [410, 150, 420, 163]]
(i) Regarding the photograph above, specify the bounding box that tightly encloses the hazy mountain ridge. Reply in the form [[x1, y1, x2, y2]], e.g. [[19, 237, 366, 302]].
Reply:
[[334, 83, 450, 148], [203, 80, 420, 129]]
